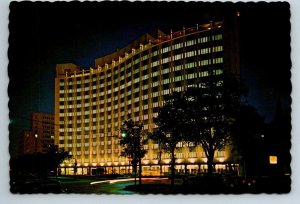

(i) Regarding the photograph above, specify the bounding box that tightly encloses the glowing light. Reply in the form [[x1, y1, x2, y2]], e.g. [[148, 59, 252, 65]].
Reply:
[[188, 158, 196, 163], [152, 160, 158, 164], [143, 160, 149, 165], [121, 161, 125, 165], [114, 162, 119, 166], [203, 158, 208, 163], [92, 163, 97, 166], [269, 156, 277, 164], [100, 163, 104, 166], [107, 162, 112, 166], [84, 163, 88, 167], [163, 159, 171, 164], [90, 177, 169, 185], [176, 159, 183, 164], [217, 157, 225, 163]]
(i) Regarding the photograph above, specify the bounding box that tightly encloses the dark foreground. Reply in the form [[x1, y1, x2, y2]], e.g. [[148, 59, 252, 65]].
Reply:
[[10, 174, 291, 194]]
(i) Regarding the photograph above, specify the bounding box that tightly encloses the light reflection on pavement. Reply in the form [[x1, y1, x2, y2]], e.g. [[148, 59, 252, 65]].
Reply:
[[58, 176, 170, 194], [89, 177, 170, 194], [90, 177, 169, 185]]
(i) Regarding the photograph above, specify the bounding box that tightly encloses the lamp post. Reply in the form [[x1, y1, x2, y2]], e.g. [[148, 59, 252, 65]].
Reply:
[[34, 133, 38, 153]]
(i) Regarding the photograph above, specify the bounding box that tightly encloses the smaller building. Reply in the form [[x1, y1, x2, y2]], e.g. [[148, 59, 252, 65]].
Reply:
[[20, 130, 35, 155], [20, 113, 55, 155]]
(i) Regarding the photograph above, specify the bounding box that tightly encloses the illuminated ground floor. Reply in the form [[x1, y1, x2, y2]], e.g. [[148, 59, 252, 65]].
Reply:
[[57, 162, 240, 176]]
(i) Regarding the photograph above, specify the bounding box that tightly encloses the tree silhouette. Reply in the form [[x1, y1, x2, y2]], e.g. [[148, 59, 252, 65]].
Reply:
[[120, 117, 147, 185], [231, 105, 265, 177], [10, 145, 71, 180], [154, 92, 188, 186], [184, 75, 242, 177]]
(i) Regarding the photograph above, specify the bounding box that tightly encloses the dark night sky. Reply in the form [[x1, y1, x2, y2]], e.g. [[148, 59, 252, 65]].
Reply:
[[8, 1, 291, 157]]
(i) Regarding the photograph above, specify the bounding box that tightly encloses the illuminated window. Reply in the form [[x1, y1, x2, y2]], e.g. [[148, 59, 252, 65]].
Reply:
[[213, 46, 223, 52], [142, 75, 148, 80], [152, 71, 158, 77], [162, 57, 169, 64], [174, 43, 182, 50], [162, 47, 169, 53], [189, 152, 197, 158], [213, 57, 223, 64], [216, 80, 223, 87], [188, 73, 194, 79], [216, 151, 225, 157], [186, 62, 195, 69], [163, 153, 170, 159], [213, 34, 223, 41], [142, 94, 148, 100], [163, 78, 170, 84], [177, 153, 183, 158], [152, 61, 158, 67], [215, 69, 223, 75], [269, 156, 278, 164], [175, 76, 181, 82], [186, 40, 195, 46], [153, 144, 159, 149], [163, 89, 169, 95], [199, 36, 208, 43], [144, 145, 148, 150], [153, 81, 159, 87], [186, 51, 195, 58], [174, 54, 181, 61], [200, 59, 211, 66]]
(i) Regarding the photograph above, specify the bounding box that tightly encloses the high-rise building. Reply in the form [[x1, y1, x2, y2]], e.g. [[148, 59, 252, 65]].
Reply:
[[55, 17, 240, 175]]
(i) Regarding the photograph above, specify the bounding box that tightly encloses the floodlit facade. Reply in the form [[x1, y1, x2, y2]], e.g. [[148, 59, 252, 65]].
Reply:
[[55, 18, 240, 175]]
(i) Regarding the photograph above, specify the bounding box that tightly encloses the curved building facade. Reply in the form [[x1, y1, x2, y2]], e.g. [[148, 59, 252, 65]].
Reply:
[[55, 19, 240, 175]]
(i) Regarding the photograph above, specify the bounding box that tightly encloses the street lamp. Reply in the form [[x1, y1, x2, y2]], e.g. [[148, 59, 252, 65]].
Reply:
[[34, 133, 38, 153]]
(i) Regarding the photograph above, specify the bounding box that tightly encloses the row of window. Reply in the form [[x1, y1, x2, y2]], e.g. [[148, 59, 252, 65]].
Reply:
[[59, 46, 223, 87], [59, 66, 223, 97], [93, 34, 223, 70], [58, 100, 161, 116]]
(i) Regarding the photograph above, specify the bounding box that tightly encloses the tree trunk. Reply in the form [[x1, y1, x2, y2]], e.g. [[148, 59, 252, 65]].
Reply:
[[132, 160, 137, 186], [170, 150, 175, 187], [207, 151, 215, 177], [138, 157, 142, 185]]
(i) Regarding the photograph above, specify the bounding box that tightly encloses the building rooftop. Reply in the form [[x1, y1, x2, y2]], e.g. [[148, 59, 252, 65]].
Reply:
[[57, 20, 223, 78]]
